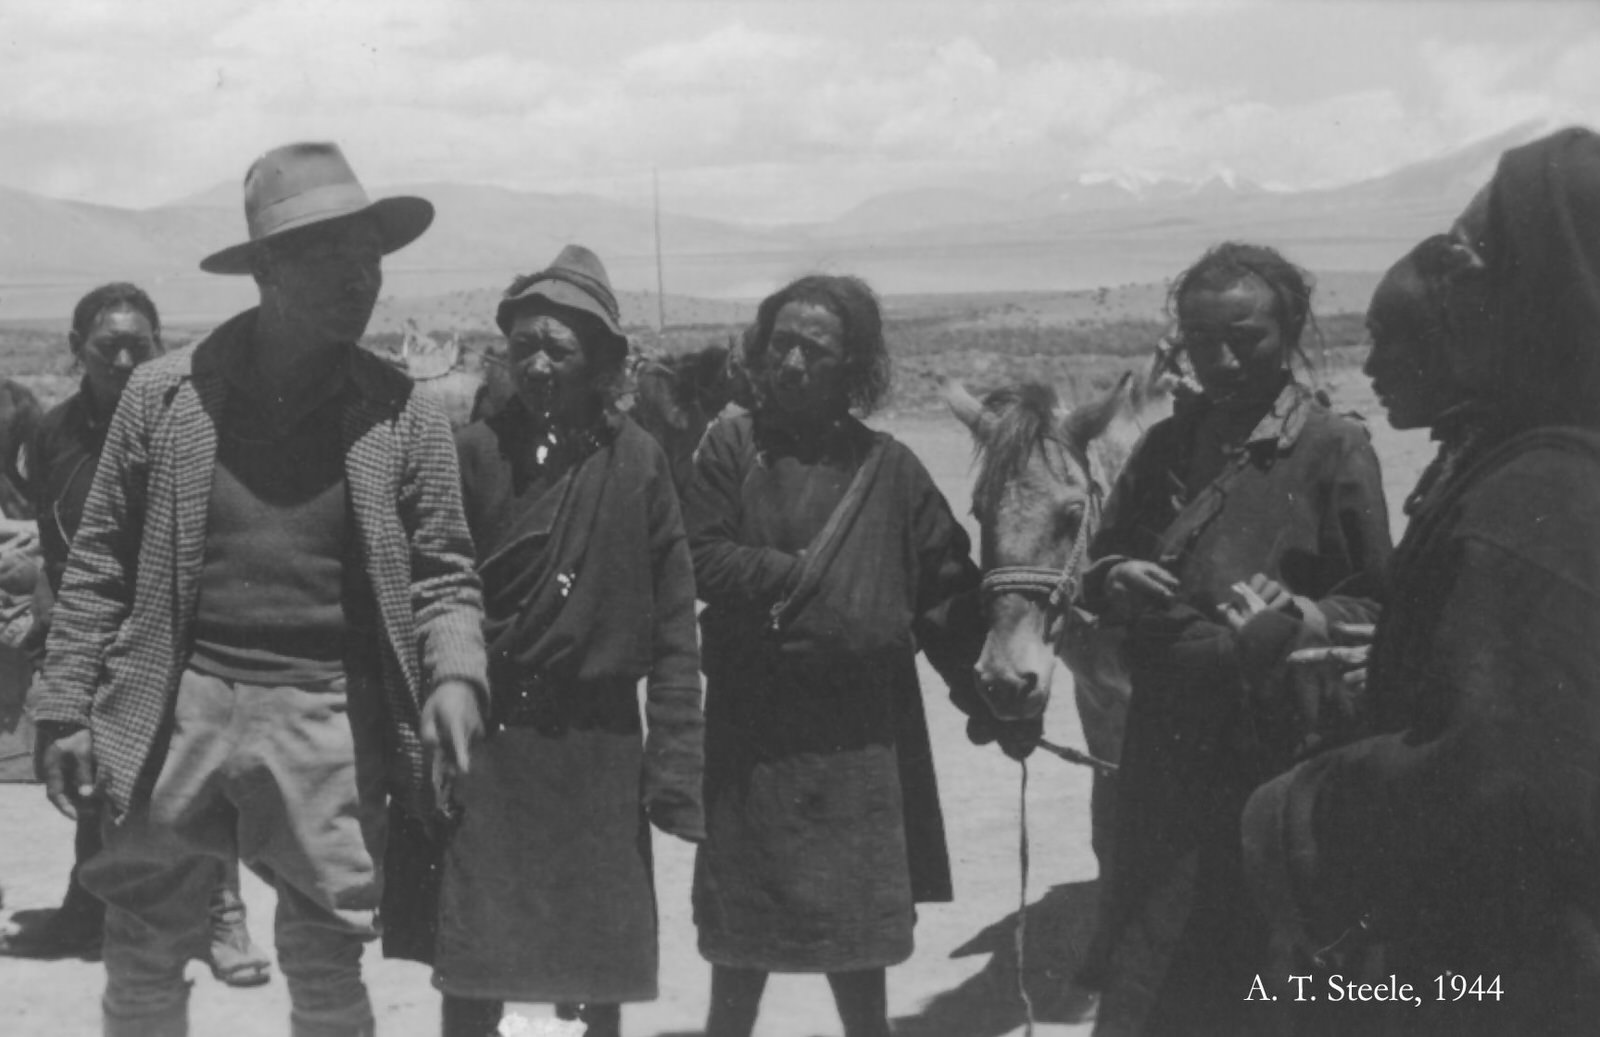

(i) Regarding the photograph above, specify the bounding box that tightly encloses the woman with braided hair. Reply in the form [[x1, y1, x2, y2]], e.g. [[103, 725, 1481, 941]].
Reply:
[[1080, 243, 1392, 1035]]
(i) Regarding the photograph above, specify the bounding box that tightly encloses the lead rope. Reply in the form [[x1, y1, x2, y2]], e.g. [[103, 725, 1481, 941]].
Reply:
[[1016, 758, 1036, 1037]]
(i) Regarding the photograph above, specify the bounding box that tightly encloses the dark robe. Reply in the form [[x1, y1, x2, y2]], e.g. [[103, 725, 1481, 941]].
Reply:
[[1084, 381, 1392, 1036], [1245, 428, 1600, 1036], [684, 412, 984, 972], [421, 402, 704, 1003], [29, 382, 109, 596], [1244, 127, 1600, 1037]]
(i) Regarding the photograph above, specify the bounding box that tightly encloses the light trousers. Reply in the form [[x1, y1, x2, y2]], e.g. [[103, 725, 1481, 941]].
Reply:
[[81, 668, 388, 1037]]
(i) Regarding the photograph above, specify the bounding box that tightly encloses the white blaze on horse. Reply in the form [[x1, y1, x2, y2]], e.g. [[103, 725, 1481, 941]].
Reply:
[[944, 372, 1162, 860]]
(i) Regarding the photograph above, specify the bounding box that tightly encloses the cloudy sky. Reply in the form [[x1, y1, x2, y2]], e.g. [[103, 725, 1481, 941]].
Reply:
[[2, 0, 1597, 223]]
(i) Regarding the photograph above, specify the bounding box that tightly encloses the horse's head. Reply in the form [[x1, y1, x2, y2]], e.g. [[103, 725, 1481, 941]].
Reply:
[[947, 374, 1131, 721]]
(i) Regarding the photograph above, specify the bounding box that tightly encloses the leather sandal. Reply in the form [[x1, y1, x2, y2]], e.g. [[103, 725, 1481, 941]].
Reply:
[[207, 928, 272, 988]]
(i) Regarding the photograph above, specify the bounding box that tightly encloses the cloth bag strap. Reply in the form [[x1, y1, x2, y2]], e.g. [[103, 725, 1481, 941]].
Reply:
[[767, 432, 889, 633]]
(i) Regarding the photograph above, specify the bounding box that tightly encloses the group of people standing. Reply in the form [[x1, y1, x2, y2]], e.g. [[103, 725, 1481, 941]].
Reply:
[[15, 140, 1017, 1037], [9, 124, 1600, 1037]]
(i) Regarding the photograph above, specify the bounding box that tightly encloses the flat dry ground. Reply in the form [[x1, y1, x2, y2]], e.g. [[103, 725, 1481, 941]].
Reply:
[[0, 377, 1431, 1037]]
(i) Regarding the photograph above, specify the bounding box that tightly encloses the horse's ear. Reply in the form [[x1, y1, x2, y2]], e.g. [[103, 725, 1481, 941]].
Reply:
[[943, 379, 988, 435], [1063, 372, 1133, 448]]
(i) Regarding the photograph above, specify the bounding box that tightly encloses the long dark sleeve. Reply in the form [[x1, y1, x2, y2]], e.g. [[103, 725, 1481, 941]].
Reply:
[[1304, 430, 1391, 630], [1083, 424, 1173, 612], [1269, 539, 1600, 945], [683, 419, 801, 608], [904, 458, 986, 719], [642, 454, 706, 841], [1249, 446, 1600, 959]]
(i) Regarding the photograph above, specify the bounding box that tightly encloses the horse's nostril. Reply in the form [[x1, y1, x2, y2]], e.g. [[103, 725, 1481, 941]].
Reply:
[[976, 668, 1041, 709]]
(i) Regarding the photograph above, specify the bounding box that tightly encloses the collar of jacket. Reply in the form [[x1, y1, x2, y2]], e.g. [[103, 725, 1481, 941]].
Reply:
[[75, 376, 114, 433], [1173, 377, 1313, 457], [188, 308, 411, 413], [1241, 380, 1314, 455]]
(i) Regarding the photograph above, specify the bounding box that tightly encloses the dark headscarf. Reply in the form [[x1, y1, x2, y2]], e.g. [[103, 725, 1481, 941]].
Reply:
[[1478, 126, 1600, 429]]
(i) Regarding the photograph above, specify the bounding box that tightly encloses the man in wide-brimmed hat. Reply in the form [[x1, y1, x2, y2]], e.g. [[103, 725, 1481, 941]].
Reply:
[[34, 141, 488, 1037]]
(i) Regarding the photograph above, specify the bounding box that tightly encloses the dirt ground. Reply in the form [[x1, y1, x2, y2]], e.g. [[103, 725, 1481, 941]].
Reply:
[[0, 388, 1430, 1037]]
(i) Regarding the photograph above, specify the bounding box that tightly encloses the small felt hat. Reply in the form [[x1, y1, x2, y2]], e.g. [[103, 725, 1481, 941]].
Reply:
[[199, 142, 434, 275], [496, 244, 625, 340]]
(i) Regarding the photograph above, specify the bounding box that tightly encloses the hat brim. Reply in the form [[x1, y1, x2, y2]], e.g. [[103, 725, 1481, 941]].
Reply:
[[199, 196, 435, 276], [496, 278, 626, 340]]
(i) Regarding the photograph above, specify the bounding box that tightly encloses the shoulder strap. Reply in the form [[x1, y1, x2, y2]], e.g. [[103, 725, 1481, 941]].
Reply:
[[768, 431, 890, 633]]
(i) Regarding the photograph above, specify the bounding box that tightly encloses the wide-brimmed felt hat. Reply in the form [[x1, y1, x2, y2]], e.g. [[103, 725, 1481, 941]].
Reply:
[[200, 141, 434, 275], [496, 244, 625, 340]]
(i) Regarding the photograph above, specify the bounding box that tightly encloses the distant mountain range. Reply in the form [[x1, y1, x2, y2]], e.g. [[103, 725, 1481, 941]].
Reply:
[[821, 170, 1270, 238], [0, 120, 1547, 323]]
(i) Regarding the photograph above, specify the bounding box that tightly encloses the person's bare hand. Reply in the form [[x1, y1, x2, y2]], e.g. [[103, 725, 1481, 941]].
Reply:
[[1220, 574, 1298, 630], [1288, 622, 1375, 693], [419, 680, 485, 812], [42, 728, 95, 821], [1105, 559, 1179, 615], [1245, 573, 1294, 612], [1220, 581, 1270, 631]]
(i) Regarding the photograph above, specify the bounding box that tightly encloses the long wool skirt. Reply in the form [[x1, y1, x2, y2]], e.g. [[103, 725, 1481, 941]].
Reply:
[[693, 741, 915, 973], [431, 724, 658, 1003], [691, 651, 952, 974]]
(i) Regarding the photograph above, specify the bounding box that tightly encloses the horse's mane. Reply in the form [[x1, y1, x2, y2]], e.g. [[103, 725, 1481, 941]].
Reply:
[[971, 381, 1066, 519]]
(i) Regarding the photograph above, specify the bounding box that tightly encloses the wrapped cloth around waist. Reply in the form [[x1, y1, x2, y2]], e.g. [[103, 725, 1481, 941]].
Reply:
[[704, 647, 908, 758], [490, 666, 639, 735]]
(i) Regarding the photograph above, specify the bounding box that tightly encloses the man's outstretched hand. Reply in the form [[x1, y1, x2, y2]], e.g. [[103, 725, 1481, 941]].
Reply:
[[419, 680, 485, 813], [42, 727, 96, 821]]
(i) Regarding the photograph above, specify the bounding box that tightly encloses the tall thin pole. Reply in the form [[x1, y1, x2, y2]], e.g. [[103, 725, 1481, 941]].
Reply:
[[653, 167, 667, 335]]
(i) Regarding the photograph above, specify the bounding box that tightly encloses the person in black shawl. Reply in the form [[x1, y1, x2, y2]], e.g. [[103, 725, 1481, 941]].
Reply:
[[1245, 126, 1600, 1036], [430, 246, 704, 1037]]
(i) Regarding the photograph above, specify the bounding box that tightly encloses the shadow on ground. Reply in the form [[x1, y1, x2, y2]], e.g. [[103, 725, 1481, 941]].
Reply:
[[890, 880, 1101, 1037]]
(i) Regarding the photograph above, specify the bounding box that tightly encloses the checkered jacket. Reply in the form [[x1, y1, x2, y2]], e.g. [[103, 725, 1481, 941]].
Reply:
[[34, 311, 488, 820]]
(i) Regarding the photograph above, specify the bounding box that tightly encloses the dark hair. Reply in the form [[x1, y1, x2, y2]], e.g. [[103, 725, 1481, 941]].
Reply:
[[1168, 242, 1321, 380], [745, 274, 891, 414], [1404, 234, 1474, 322], [71, 282, 161, 342]]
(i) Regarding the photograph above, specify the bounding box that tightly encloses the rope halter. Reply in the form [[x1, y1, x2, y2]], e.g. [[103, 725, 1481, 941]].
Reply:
[[980, 477, 1104, 618]]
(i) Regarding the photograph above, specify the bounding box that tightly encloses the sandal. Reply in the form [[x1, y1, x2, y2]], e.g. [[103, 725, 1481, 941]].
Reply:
[[207, 927, 272, 988]]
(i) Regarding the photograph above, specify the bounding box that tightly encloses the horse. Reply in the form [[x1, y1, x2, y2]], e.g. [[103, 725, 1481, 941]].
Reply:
[[628, 338, 747, 491], [944, 373, 1159, 870]]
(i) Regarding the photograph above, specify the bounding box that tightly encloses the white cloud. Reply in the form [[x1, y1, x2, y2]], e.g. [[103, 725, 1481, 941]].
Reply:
[[0, 4, 1595, 219], [1421, 38, 1600, 141]]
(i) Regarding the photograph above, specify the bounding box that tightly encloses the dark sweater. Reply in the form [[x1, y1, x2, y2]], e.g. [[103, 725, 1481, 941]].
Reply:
[[190, 386, 356, 684]]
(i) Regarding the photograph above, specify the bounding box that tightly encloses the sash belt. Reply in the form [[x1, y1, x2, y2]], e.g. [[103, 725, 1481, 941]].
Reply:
[[492, 669, 635, 732]]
